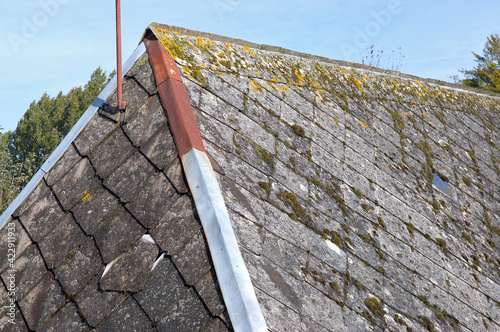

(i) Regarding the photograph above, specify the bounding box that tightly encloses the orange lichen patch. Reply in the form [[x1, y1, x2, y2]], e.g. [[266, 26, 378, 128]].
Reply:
[[424, 112, 429, 117], [282, 85, 290, 91], [347, 75, 363, 92], [267, 81, 283, 93], [250, 79, 263, 92], [360, 120, 370, 128], [81, 190, 92, 201], [392, 79, 399, 89], [294, 70, 304, 81], [403, 112, 408, 117], [271, 78, 278, 83]]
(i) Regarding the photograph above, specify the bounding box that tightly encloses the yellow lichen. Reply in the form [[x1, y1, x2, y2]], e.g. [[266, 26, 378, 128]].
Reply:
[[81, 190, 92, 201]]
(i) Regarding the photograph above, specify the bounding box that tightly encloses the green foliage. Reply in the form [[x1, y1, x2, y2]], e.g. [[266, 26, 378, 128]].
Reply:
[[459, 34, 500, 93], [0, 132, 33, 213], [0, 68, 112, 214]]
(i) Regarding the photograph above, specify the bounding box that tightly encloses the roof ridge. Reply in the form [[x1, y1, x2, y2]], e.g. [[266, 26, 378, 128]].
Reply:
[[147, 22, 500, 100]]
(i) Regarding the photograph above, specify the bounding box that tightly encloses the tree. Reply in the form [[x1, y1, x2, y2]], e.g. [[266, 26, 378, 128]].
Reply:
[[0, 131, 31, 213], [1, 67, 112, 214], [459, 34, 500, 93]]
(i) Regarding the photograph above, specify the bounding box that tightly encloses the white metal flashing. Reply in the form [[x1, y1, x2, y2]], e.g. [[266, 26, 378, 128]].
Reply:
[[0, 43, 147, 229], [181, 148, 267, 332]]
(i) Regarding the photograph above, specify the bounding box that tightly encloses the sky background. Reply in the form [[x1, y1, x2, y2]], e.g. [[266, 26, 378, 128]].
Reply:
[[1, 0, 498, 132]]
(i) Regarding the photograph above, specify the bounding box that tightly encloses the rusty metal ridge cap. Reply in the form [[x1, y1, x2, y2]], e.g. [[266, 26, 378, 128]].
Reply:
[[143, 30, 205, 156], [0, 43, 147, 229]]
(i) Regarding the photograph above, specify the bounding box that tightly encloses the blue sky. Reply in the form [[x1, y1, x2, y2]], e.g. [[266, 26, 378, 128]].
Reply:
[[1, 0, 498, 132]]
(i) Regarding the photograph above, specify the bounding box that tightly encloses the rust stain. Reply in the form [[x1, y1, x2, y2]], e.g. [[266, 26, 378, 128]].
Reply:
[[144, 31, 206, 156]]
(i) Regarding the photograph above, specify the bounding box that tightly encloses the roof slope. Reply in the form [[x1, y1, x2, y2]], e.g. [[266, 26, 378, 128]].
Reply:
[[148, 24, 500, 331], [0, 46, 230, 331], [1, 23, 500, 332]]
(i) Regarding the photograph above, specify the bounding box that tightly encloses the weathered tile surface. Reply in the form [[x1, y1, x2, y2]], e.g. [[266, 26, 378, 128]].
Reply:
[[150, 24, 500, 331], [0, 47, 229, 331]]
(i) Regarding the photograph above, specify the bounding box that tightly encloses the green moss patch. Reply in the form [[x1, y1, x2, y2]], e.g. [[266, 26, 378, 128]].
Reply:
[[419, 316, 435, 332], [462, 176, 472, 186], [435, 238, 447, 251], [364, 297, 382, 315], [277, 191, 311, 222], [377, 216, 386, 228], [291, 124, 306, 137]]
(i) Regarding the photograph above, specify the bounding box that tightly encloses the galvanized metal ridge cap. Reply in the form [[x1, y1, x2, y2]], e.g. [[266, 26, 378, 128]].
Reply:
[[181, 149, 267, 332], [0, 43, 147, 230], [148, 22, 500, 100]]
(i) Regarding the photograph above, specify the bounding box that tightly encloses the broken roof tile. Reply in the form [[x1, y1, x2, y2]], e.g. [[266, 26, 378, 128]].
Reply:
[[100, 237, 158, 292]]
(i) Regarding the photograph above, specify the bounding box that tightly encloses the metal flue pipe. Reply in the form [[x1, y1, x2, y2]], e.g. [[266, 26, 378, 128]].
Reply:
[[116, 0, 127, 111]]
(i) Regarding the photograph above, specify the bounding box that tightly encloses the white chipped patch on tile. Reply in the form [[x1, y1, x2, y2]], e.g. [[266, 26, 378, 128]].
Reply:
[[325, 239, 342, 255], [151, 253, 165, 271], [140, 234, 155, 244]]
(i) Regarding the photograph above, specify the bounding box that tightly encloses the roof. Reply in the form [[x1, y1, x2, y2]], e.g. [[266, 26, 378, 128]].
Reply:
[[1, 23, 500, 331]]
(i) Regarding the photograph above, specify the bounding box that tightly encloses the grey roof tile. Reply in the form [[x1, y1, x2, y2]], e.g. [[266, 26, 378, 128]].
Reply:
[[150, 195, 201, 256], [76, 275, 128, 327], [71, 184, 121, 235], [18, 273, 66, 330], [156, 288, 213, 332], [103, 150, 156, 202], [17, 183, 65, 241], [89, 126, 136, 178], [95, 297, 154, 331], [51, 157, 101, 210], [171, 229, 213, 286], [38, 303, 87, 332], [54, 238, 103, 295], [139, 123, 177, 171], [0, 218, 31, 274], [164, 157, 189, 194], [73, 110, 116, 156], [37, 213, 86, 269], [123, 94, 166, 148], [0, 283, 29, 330], [2, 245, 47, 300], [43, 143, 81, 186], [126, 171, 177, 229], [194, 269, 226, 319], [134, 256, 187, 322], [125, 52, 157, 96]]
